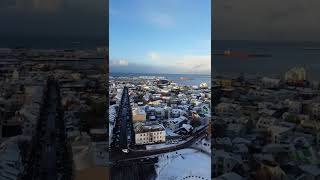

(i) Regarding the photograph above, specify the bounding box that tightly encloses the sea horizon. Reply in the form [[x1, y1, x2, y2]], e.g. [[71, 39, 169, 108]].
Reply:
[[110, 72, 211, 86], [213, 40, 320, 80]]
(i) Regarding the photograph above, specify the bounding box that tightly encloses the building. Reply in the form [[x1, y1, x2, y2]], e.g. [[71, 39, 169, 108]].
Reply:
[[261, 77, 281, 88], [171, 108, 181, 118], [256, 117, 276, 131], [167, 116, 188, 131], [310, 103, 320, 120], [132, 107, 146, 122], [215, 103, 241, 116], [216, 79, 233, 88], [284, 100, 302, 114], [268, 124, 294, 144], [155, 107, 165, 120], [134, 123, 166, 145], [285, 67, 306, 86], [212, 150, 243, 177], [0, 137, 25, 180]]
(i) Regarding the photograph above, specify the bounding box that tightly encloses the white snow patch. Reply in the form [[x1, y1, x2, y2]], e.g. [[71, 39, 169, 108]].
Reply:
[[155, 148, 210, 180]]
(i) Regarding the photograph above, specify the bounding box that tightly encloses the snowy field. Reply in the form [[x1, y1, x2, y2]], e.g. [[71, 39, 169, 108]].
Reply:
[[155, 148, 210, 180]]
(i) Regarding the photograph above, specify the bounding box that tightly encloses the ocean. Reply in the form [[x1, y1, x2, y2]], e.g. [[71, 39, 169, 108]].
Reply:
[[0, 36, 105, 49], [213, 40, 320, 80], [110, 73, 211, 86]]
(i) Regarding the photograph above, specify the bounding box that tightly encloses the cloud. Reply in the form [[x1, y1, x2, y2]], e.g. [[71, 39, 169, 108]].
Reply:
[[110, 62, 176, 74], [175, 55, 211, 74], [148, 52, 161, 60], [111, 59, 129, 66], [110, 54, 211, 74], [147, 53, 211, 74]]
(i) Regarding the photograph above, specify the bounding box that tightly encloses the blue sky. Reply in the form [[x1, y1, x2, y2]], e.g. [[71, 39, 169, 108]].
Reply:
[[110, 0, 211, 74]]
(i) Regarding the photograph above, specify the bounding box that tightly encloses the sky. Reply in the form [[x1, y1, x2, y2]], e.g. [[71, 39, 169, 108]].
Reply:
[[109, 0, 211, 75], [0, 0, 106, 39], [214, 0, 320, 41]]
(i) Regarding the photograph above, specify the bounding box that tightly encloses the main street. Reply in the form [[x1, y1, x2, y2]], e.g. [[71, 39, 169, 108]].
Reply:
[[22, 77, 71, 180], [39, 79, 58, 180]]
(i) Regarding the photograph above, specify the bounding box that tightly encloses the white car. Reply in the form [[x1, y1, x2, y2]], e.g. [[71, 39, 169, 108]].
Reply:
[[122, 149, 129, 153]]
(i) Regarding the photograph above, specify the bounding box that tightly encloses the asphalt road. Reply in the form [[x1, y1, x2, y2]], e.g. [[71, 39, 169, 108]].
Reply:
[[40, 80, 58, 180]]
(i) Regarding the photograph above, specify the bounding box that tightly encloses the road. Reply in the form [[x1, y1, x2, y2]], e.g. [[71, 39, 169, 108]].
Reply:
[[111, 86, 134, 153], [39, 79, 58, 180], [20, 78, 73, 180]]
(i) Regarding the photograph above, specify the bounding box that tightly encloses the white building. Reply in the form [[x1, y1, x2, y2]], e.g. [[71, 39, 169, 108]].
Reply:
[[134, 123, 166, 145]]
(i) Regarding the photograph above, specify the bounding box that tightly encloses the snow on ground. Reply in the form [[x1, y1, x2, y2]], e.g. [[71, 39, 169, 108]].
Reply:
[[109, 105, 116, 142], [146, 143, 176, 150], [192, 138, 211, 154], [145, 139, 187, 150], [155, 148, 210, 180], [165, 128, 180, 137], [144, 136, 193, 151]]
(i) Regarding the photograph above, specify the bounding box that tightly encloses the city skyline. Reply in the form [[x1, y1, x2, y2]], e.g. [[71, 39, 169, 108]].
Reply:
[[110, 0, 211, 75]]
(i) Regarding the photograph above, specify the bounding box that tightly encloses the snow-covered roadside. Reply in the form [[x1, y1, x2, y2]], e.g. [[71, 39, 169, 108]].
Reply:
[[191, 138, 211, 154], [155, 148, 210, 180]]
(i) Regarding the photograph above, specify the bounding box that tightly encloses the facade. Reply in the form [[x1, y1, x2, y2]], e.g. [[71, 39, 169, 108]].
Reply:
[[134, 123, 166, 145]]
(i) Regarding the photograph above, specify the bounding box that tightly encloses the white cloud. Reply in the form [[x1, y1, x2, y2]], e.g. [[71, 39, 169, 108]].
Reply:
[[110, 54, 210, 74], [148, 52, 161, 60], [146, 53, 211, 74], [175, 55, 211, 74], [111, 59, 129, 66]]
